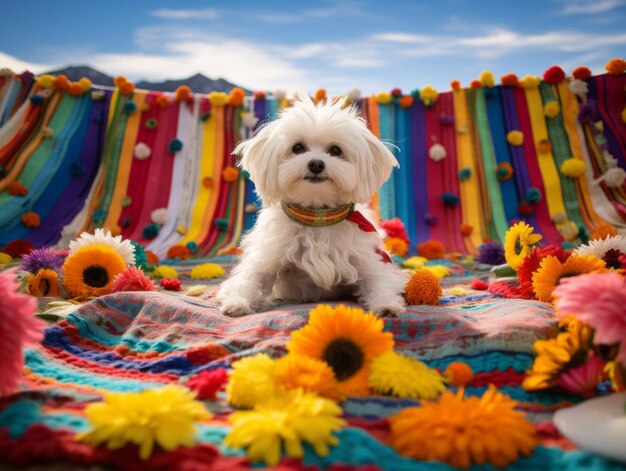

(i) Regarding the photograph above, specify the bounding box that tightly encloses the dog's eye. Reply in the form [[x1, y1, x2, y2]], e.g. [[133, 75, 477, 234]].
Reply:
[[328, 146, 342, 157], [292, 143, 306, 154]]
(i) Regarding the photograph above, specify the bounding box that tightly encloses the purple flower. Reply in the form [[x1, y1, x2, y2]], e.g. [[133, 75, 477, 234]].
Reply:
[[478, 242, 506, 265], [20, 248, 64, 274]]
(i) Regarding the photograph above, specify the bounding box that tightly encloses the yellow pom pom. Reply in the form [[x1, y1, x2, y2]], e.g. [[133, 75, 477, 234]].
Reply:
[[521, 75, 541, 88], [449, 287, 468, 296], [479, 70, 495, 88], [544, 101, 561, 119], [506, 130, 524, 146], [190, 263, 225, 280], [384, 237, 408, 257], [152, 265, 179, 279], [401, 256, 428, 269], [0, 252, 12, 264], [621, 106, 626, 124], [444, 361, 474, 387], [185, 285, 207, 297], [561, 158, 586, 178], [376, 91, 392, 104], [79, 77, 92, 92], [208, 91, 229, 106], [419, 85, 438, 106], [37, 74, 55, 89], [227, 353, 278, 408], [405, 269, 442, 305], [422, 265, 450, 279]]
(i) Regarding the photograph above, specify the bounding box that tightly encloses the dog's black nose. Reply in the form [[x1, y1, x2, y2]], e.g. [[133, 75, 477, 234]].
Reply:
[[307, 159, 325, 175]]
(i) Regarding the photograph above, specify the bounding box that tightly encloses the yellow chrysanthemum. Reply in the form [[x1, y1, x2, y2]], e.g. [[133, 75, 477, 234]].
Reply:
[[420, 85, 438, 106], [227, 353, 278, 408], [375, 91, 392, 104], [369, 351, 445, 399], [523, 317, 593, 391], [190, 263, 225, 280], [389, 386, 537, 469], [208, 91, 229, 106], [224, 389, 345, 466], [274, 353, 340, 400], [63, 245, 126, 299], [532, 255, 607, 303], [401, 256, 427, 269], [27, 269, 60, 297], [0, 252, 12, 264], [78, 385, 209, 460], [287, 305, 394, 397], [504, 222, 543, 271], [151, 265, 179, 279], [521, 75, 541, 88], [479, 70, 495, 88]]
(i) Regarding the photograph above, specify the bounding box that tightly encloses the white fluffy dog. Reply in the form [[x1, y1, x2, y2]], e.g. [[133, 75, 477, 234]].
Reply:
[[217, 96, 408, 317]]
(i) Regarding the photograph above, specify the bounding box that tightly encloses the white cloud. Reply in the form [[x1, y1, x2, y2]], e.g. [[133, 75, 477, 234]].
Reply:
[[370, 33, 431, 44], [149, 8, 220, 20], [0, 51, 52, 74], [558, 0, 624, 14]]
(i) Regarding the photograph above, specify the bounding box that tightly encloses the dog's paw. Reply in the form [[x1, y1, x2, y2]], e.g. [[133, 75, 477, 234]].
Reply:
[[220, 300, 254, 317], [367, 299, 406, 318]]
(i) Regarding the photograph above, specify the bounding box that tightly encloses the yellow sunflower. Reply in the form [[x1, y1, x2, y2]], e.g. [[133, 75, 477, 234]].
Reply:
[[27, 269, 60, 297], [274, 353, 340, 400], [522, 317, 593, 391], [389, 385, 537, 469], [287, 305, 394, 397], [504, 222, 542, 271], [63, 244, 127, 299], [532, 255, 607, 303]]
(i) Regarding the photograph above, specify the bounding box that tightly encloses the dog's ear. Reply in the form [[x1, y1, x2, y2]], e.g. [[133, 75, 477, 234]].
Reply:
[[353, 128, 399, 203], [234, 122, 281, 204]]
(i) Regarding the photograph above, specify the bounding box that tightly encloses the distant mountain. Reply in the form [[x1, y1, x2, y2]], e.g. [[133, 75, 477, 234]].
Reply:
[[44, 65, 249, 94]]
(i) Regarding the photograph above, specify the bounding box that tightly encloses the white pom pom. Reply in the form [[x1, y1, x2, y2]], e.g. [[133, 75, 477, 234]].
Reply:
[[242, 112, 259, 129], [91, 90, 105, 101], [151, 208, 168, 225], [134, 143, 151, 160], [274, 89, 287, 101], [429, 143, 447, 162], [568, 79, 588, 98], [0, 68, 15, 77], [347, 88, 361, 102], [553, 212, 568, 224], [604, 167, 626, 187]]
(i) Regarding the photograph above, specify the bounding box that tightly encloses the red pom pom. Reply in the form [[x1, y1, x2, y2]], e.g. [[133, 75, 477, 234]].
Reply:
[[160, 278, 182, 291], [390, 88, 402, 97], [252, 91, 266, 100], [469, 80, 482, 89], [112, 267, 157, 293], [379, 218, 410, 245], [500, 73, 520, 87], [471, 279, 489, 290], [572, 66, 592, 80], [518, 202, 535, 215], [185, 368, 228, 400], [450, 80, 462, 91], [2, 240, 35, 258], [543, 65, 566, 84]]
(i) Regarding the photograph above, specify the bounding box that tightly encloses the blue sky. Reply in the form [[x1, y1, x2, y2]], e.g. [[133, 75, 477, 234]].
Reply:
[[1, 0, 625, 94]]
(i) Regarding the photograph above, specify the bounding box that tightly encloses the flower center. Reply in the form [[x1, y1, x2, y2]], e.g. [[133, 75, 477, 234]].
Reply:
[[603, 249, 622, 270], [83, 265, 109, 287], [322, 338, 364, 381], [514, 238, 523, 255], [556, 272, 578, 285], [38, 278, 50, 296]]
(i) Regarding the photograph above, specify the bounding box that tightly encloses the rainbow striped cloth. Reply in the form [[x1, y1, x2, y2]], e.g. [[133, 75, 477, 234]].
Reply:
[[1, 264, 625, 470]]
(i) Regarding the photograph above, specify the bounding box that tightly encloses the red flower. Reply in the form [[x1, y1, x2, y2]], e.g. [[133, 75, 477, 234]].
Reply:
[[517, 246, 570, 299], [471, 279, 489, 290], [379, 218, 410, 245], [112, 267, 157, 293], [2, 240, 35, 258], [543, 65, 566, 84], [186, 368, 228, 400], [160, 278, 182, 291]]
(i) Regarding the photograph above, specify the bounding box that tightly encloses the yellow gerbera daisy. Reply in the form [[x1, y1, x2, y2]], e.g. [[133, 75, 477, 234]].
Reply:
[[532, 255, 607, 303], [504, 222, 542, 271], [522, 317, 593, 391], [224, 389, 345, 466], [226, 353, 278, 408], [190, 263, 225, 280], [368, 351, 445, 399], [287, 305, 394, 397], [274, 353, 340, 399], [62, 245, 126, 299], [27, 269, 60, 297], [389, 385, 537, 469], [151, 265, 179, 279], [78, 385, 209, 460]]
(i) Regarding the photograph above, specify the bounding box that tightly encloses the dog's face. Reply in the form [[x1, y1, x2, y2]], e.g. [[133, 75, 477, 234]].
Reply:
[[235, 96, 399, 207]]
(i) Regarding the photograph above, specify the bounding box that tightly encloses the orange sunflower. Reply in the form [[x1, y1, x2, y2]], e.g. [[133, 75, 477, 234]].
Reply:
[[287, 305, 394, 397], [63, 244, 126, 299], [27, 269, 60, 297], [532, 255, 607, 303], [389, 385, 537, 469]]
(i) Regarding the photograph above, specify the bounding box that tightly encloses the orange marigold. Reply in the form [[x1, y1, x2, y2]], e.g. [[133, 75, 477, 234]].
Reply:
[[450, 80, 462, 91], [500, 73, 520, 87], [228, 87, 246, 107], [21, 211, 40, 228], [175, 85, 192, 102], [118, 81, 135, 95], [145, 251, 160, 264], [405, 269, 441, 306], [572, 66, 592, 80], [399, 96, 414, 109], [222, 166, 239, 182], [68, 82, 84, 96], [52, 75, 70, 92], [417, 239, 445, 260], [605, 58, 626, 76], [445, 362, 474, 387], [155, 94, 170, 108], [469, 80, 482, 89], [384, 237, 408, 257], [460, 224, 473, 236], [314, 89, 327, 103], [7, 181, 28, 196], [167, 245, 191, 260]]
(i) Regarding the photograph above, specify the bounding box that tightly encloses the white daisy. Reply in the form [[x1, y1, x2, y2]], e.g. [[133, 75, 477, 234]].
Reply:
[[574, 234, 626, 268], [69, 228, 136, 266]]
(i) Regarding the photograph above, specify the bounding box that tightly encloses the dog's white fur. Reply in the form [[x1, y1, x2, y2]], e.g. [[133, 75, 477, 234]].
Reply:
[[216, 96, 408, 317]]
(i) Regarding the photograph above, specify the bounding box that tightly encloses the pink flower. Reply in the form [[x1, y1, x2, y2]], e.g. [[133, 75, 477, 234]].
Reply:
[[185, 368, 228, 400], [1, 268, 45, 396], [554, 272, 626, 362], [161, 278, 182, 291], [112, 266, 157, 293], [556, 355, 605, 396]]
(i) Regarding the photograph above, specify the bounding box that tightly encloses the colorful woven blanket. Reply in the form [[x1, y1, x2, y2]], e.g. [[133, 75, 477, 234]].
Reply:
[[1, 263, 625, 470]]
